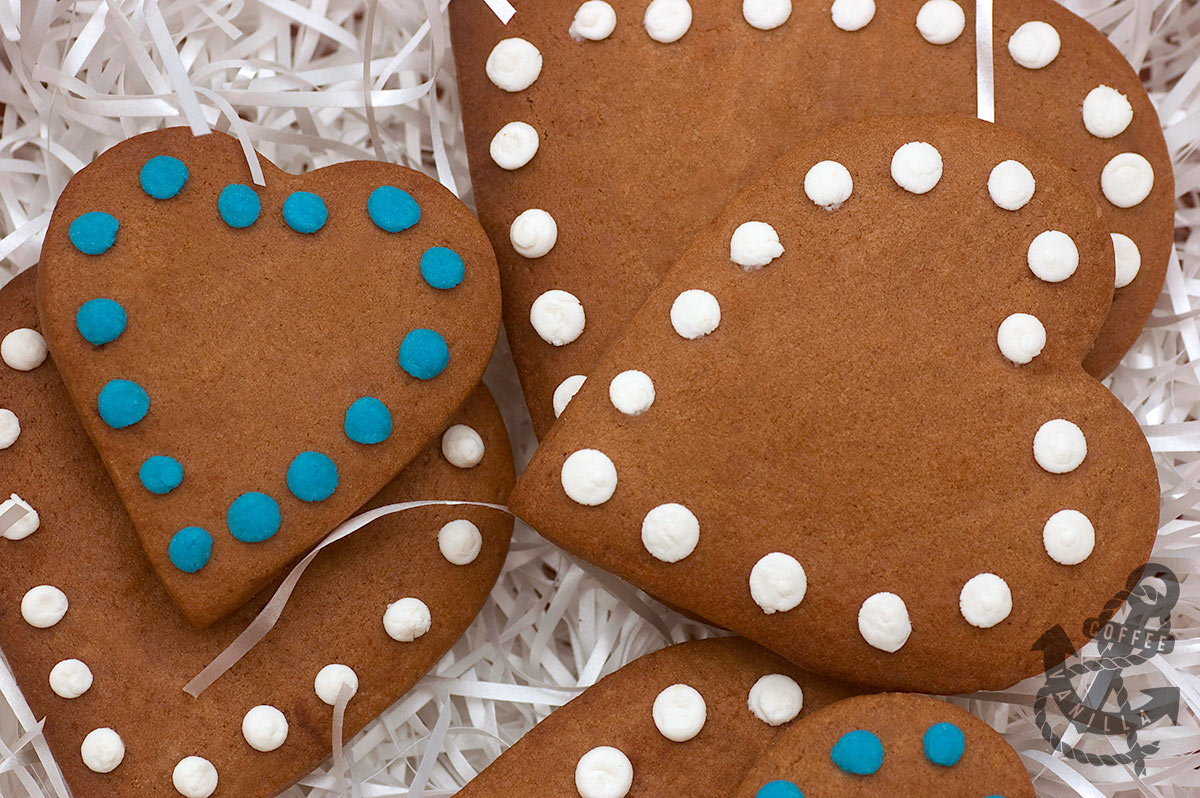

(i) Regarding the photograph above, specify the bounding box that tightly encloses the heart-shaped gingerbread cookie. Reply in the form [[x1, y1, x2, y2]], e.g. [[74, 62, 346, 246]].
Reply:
[[37, 128, 501, 627], [457, 637, 862, 796], [735, 694, 1034, 798], [0, 268, 514, 797], [509, 115, 1159, 693], [450, 0, 1172, 436]]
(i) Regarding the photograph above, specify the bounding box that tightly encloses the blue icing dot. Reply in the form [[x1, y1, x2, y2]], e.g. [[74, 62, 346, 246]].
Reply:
[[287, 451, 338, 502], [368, 186, 420, 232], [139, 455, 183, 495], [69, 212, 119, 255], [219, 184, 261, 228], [227, 492, 282, 542], [169, 526, 212, 573], [923, 722, 965, 767], [75, 298, 127, 345], [97, 379, 149, 429], [398, 328, 449, 380], [344, 397, 392, 445], [756, 781, 804, 798], [282, 191, 328, 233], [420, 247, 465, 290], [831, 730, 884, 776], [139, 155, 189, 199]]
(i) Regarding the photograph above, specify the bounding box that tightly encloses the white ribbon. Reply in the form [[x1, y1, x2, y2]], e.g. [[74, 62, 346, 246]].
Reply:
[[480, 0, 516, 24], [975, 0, 995, 122], [184, 499, 511, 698], [0, 649, 72, 797]]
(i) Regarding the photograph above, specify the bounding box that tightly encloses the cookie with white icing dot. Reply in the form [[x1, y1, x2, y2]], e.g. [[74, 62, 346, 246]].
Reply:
[[0, 267, 516, 798], [38, 127, 503, 628], [510, 116, 1157, 693], [454, 638, 861, 798], [733, 694, 1034, 798], [450, 0, 1172, 438]]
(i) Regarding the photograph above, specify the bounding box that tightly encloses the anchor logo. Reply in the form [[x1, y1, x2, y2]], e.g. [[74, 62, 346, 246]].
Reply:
[[1033, 562, 1179, 775]]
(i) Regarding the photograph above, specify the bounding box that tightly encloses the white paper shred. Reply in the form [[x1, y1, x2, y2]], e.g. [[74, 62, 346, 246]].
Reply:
[[0, 0, 1198, 796]]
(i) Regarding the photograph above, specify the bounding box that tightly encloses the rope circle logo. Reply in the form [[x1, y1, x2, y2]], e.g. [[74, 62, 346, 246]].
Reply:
[[1033, 562, 1179, 774]]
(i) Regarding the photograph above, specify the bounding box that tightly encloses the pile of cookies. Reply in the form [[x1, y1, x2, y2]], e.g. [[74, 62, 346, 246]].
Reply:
[[0, 0, 1173, 795]]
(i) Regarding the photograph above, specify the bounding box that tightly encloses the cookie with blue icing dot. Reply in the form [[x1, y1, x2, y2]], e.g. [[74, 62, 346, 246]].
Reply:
[[37, 127, 501, 628], [736, 694, 1034, 798], [0, 266, 516, 797], [509, 115, 1159, 693]]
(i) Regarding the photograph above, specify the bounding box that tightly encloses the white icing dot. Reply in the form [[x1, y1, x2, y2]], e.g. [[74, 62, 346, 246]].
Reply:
[[804, 160, 853, 210], [641, 503, 700, 562], [81, 728, 124, 773], [49, 659, 93, 699], [442, 424, 484, 468], [747, 673, 803, 726], [916, 0, 965, 44], [531, 290, 586, 346], [670, 290, 720, 339], [554, 374, 588, 418], [384, 597, 432, 642], [1034, 419, 1086, 474], [21, 584, 67, 628], [730, 221, 784, 269], [314, 663, 359, 706], [510, 209, 558, 258], [561, 449, 618, 506], [997, 313, 1046, 365], [1112, 233, 1141, 289], [489, 122, 539, 170], [749, 552, 808, 614], [486, 38, 543, 92], [571, 1, 617, 41], [575, 746, 634, 798], [644, 0, 692, 43], [1043, 509, 1095, 565], [173, 756, 218, 798], [1083, 86, 1133, 139], [858, 592, 911, 652], [438, 519, 483, 565], [891, 142, 943, 194], [831, 0, 875, 31], [959, 573, 1013, 628], [609, 370, 655, 416], [1027, 230, 1078, 283], [1009, 21, 1060, 69], [988, 160, 1035, 211], [1, 328, 47, 371], [743, 0, 791, 30], [0, 408, 19, 449], [1, 493, 39, 540], [1101, 153, 1154, 208], [242, 705, 288, 752], [653, 684, 707, 742]]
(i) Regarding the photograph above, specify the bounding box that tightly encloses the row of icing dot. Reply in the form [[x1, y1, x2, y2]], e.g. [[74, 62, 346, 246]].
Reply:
[[1, 347, 489, 793], [556, 141, 1100, 656], [484, 3, 1153, 420], [67, 154, 464, 574], [756, 720, 1009, 797], [574, 671, 805, 798]]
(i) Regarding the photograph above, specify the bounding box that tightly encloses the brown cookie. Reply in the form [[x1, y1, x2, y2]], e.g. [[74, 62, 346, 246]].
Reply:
[[36, 128, 501, 627], [457, 637, 862, 796], [450, 0, 1172, 436], [734, 694, 1034, 798], [508, 115, 1159, 693], [0, 268, 514, 798]]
